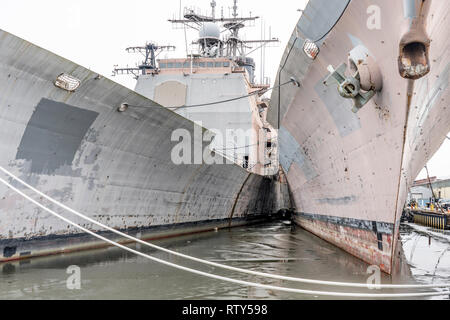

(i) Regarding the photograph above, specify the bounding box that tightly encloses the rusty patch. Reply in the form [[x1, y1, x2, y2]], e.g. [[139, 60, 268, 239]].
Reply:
[[294, 215, 393, 274], [398, 42, 430, 79]]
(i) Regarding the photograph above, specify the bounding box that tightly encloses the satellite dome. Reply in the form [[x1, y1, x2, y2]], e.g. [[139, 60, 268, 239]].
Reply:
[[199, 22, 221, 39]]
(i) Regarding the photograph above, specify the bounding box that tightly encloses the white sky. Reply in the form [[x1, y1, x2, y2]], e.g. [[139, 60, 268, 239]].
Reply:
[[416, 136, 450, 180], [0, 0, 448, 180], [0, 0, 306, 89]]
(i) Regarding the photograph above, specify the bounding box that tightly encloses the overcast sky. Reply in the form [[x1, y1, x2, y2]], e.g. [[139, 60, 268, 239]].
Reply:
[[0, 0, 306, 88], [0, 0, 448, 180]]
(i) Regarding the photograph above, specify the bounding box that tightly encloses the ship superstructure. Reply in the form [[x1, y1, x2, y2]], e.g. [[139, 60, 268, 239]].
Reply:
[[114, 0, 280, 176]]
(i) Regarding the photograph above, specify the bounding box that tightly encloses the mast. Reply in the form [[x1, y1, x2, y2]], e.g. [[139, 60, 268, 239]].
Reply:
[[113, 1, 279, 85], [112, 43, 175, 78], [232, 0, 238, 18], [211, 0, 216, 19], [168, 0, 279, 63]]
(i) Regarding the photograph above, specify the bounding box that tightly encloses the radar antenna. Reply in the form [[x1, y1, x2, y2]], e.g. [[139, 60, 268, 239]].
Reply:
[[168, 0, 279, 61], [112, 43, 175, 78]]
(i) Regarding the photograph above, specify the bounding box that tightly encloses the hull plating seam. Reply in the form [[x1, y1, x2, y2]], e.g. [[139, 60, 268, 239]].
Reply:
[[294, 212, 394, 235]]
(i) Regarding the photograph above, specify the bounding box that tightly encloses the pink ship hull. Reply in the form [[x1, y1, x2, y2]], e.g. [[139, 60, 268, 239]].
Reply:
[[269, 0, 449, 273]]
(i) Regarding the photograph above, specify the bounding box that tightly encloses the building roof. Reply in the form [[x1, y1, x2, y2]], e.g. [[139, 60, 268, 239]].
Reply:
[[413, 176, 450, 187], [413, 177, 438, 186]]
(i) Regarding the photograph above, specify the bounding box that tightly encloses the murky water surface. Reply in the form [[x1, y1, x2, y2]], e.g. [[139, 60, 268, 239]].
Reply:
[[1, 222, 449, 299]]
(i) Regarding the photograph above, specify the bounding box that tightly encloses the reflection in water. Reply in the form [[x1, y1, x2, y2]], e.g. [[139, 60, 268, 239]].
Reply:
[[400, 223, 450, 291], [0, 222, 448, 300]]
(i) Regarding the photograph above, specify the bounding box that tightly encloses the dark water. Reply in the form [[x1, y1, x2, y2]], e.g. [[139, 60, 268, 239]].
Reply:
[[0, 221, 449, 300]]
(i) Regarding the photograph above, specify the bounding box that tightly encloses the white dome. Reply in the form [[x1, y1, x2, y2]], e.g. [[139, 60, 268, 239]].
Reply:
[[199, 22, 220, 39]]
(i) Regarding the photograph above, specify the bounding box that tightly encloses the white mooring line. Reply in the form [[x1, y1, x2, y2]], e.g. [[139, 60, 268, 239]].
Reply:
[[0, 166, 449, 298]]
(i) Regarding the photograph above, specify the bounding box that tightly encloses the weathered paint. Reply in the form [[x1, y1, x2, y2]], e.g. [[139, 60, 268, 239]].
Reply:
[[314, 75, 361, 137], [0, 28, 290, 262], [269, 0, 351, 129], [403, 0, 417, 18], [294, 213, 393, 274], [278, 126, 317, 180], [269, 0, 450, 274], [16, 98, 99, 174], [1, 215, 276, 263]]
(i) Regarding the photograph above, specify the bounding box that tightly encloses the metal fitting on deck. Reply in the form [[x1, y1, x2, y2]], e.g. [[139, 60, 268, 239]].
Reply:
[[324, 45, 382, 113], [117, 103, 129, 112], [54, 73, 81, 92]]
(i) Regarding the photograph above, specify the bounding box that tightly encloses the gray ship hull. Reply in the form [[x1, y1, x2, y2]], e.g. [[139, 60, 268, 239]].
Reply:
[[0, 29, 289, 262]]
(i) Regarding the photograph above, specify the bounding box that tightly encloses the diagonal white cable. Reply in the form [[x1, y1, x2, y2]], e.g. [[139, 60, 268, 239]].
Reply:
[[1, 176, 449, 298], [1, 165, 449, 291]]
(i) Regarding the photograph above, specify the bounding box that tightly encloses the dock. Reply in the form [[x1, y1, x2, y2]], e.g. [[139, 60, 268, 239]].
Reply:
[[408, 209, 449, 230]]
